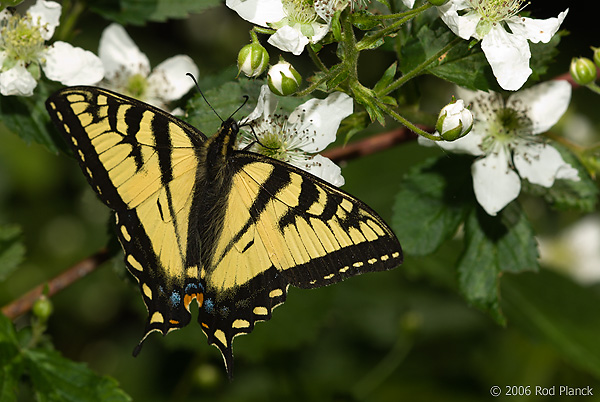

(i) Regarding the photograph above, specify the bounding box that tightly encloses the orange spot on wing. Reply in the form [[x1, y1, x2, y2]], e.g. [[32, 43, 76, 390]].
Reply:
[[169, 320, 180, 325], [184, 293, 204, 312]]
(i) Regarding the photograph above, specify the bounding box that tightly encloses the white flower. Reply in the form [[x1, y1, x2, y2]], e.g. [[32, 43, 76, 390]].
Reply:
[[226, 0, 330, 56], [419, 81, 579, 216], [238, 85, 353, 186], [437, 0, 568, 91], [538, 215, 600, 285], [98, 23, 199, 110], [0, 0, 103, 96]]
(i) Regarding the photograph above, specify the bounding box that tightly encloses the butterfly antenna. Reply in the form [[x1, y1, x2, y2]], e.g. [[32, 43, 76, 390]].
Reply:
[[186, 73, 223, 122]]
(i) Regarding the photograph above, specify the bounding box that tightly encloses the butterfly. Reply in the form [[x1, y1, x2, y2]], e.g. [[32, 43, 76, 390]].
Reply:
[[45, 86, 403, 378]]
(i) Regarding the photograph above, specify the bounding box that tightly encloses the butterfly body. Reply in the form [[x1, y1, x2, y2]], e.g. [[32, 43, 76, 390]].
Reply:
[[46, 87, 402, 377]]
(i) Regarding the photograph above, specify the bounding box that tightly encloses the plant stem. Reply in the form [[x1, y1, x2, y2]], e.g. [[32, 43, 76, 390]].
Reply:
[[307, 45, 329, 73], [368, 3, 430, 20], [378, 37, 462, 97], [253, 26, 276, 35], [356, 3, 431, 51], [585, 82, 600, 95], [377, 100, 441, 141]]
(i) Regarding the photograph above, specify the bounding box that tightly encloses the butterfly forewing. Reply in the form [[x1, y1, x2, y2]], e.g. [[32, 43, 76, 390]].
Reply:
[[46, 86, 403, 379], [46, 86, 208, 343]]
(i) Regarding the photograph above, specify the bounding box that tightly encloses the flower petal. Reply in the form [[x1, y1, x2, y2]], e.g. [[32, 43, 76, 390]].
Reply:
[[99, 23, 150, 80], [513, 143, 579, 188], [401, 0, 415, 8], [267, 25, 310, 56], [437, 1, 479, 40], [287, 91, 353, 152], [43, 42, 104, 86], [506, 9, 568, 44], [28, 0, 61, 40], [506, 80, 571, 134], [0, 63, 37, 96], [146, 55, 199, 102], [299, 154, 345, 187], [242, 84, 277, 125], [472, 148, 521, 216], [481, 25, 531, 90], [225, 0, 285, 27]]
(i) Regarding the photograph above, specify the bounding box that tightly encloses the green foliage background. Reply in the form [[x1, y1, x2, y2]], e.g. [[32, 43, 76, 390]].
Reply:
[[1, 0, 600, 401]]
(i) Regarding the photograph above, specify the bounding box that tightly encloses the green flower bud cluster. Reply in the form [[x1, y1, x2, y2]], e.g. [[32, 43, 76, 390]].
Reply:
[[237, 37, 301, 96]]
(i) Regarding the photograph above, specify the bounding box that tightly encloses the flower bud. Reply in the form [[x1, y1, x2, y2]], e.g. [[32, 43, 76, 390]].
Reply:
[[592, 46, 600, 68], [267, 60, 301, 96], [428, 0, 450, 6], [32, 295, 53, 321], [570, 57, 597, 86], [237, 42, 269, 78], [436, 99, 473, 141]]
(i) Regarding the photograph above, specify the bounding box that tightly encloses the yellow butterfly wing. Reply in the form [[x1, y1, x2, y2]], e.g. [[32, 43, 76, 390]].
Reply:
[[46, 87, 403, 379]]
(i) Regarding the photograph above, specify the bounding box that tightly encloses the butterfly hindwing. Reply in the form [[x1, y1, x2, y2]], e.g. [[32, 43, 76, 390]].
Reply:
[[46, 86, 403, 378], [197, 151, 402, 371]]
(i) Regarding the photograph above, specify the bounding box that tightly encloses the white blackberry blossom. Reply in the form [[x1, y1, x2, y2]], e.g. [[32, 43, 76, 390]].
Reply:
[[419, 81, 579, 216], [437, 0, 568, 90], [238, 85, 353, 186], [98, 23, 198, 110], [0, 0, 103, 96], [226, 0, 330, 56]]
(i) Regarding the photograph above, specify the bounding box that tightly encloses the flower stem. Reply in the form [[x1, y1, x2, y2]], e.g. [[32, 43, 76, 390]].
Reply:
[[54, 0, 85, 42], [585, 82, 600, 95], [356, 3, 431, 51], [377, 37, 462, 97], [307, 45, 329, 73], [368, 4, 430, 20], [252, 26, 276, 35], [376, 99, 441, 141]]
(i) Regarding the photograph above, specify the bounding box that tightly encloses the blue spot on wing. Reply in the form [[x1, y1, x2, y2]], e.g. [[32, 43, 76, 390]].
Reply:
[[170, 291, 181, 307], [204, 298, 214, 313]]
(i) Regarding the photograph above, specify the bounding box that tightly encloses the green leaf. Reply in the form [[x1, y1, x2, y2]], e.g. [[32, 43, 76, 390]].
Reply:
[[373, 62, 397, 94], [457, 203, 538, 324], [24, 348, 131, 402], [0, 81, 63, 153], [350, 10, 382, 31], [502, 269, 600, 378], [91, 0, 220, 25], [399, 19, 500, 91], [0, 314, 22, 402], [0, 224, 26, 281], [391, 155, 473, 256]]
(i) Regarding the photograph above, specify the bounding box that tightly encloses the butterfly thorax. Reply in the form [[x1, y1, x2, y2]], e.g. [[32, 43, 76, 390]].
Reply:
[[199, 118, 239, 184], [194, 118, 240, 276]]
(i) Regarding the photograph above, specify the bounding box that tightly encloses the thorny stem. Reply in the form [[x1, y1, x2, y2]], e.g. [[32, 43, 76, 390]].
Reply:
[[377, 100, 441, 141], [378, 37, 462, 97], [308, 45, 329, 73], [356, 3, 431, 51], [368, 6, 429, 20]]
